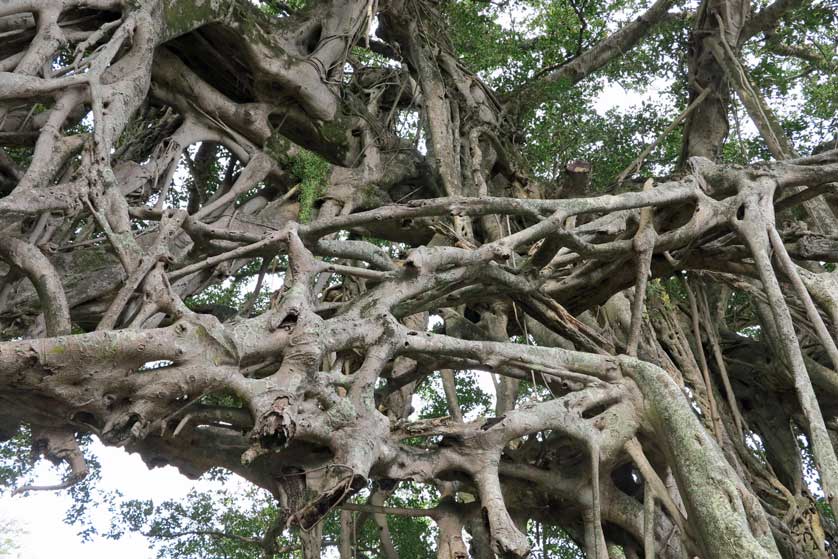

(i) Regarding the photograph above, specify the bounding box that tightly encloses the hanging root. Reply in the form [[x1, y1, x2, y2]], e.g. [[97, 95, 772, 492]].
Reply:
[[644, 478, 656, 559], [13, 426, 88, 495], [626, 179, 656, 356]]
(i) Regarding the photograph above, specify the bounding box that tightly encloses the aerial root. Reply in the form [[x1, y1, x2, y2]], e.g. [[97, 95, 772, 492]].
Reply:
[[13, 426, 88, 495]]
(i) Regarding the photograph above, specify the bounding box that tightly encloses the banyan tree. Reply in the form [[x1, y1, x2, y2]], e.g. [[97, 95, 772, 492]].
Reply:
[[1, 0, 838, 557]]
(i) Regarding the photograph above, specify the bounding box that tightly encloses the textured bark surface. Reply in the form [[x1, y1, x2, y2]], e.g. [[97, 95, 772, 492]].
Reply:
[[1, 0, 838, 557]]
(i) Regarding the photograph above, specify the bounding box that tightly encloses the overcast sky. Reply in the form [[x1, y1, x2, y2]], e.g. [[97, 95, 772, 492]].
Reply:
[[2, 441, 205, 559]]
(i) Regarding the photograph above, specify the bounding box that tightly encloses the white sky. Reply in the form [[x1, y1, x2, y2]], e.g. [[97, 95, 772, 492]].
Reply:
[[2, 441, 208, 559]]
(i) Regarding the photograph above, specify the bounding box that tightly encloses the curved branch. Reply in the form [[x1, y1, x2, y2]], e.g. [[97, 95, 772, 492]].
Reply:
[[0, 236, 70, 336], [740, 0, 807, 41], [521, 0, 677, 92]]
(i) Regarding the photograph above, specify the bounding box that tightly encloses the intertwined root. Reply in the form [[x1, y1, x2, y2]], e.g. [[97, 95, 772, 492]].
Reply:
[[1, 1, 838, 558]]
